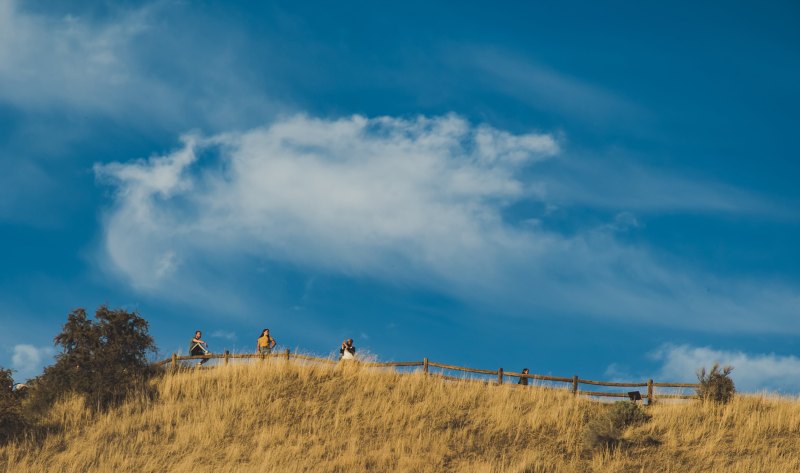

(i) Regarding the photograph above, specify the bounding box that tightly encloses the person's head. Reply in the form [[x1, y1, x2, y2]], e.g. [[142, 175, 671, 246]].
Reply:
[[522, 368, 529, 374], [347, 338, 353, 346], [195, 330, 202, 338], [262, 328, 270, 336]]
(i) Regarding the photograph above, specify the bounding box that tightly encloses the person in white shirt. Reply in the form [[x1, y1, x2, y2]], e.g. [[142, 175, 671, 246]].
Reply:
[[339, 338, 356, 360]]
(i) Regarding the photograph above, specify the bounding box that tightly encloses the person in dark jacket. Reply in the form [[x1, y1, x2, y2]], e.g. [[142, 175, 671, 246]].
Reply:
[[339, 338, 356, 360], [190, 330, 210, 365], [518, 368, 530, 386]]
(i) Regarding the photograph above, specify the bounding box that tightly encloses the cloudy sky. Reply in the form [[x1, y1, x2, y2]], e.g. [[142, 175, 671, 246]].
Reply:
[[1, 0, 799, 393]]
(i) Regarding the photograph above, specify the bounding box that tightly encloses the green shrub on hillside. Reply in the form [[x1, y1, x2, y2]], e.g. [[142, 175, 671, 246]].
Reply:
[[28, 306, 157, 412], [697, 364, 735, 404]]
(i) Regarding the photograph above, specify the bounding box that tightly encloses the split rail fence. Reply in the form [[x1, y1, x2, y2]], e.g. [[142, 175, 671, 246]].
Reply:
[[154, 350, 699, 402]]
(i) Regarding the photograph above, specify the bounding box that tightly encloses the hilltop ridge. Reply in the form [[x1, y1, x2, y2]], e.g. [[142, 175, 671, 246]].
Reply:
[[2, 359, 799, 472]]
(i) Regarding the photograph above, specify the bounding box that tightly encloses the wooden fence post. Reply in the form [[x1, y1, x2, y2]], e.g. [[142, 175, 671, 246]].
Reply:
[[285, 348, 291, 360], [497, 368, 504, 385], [171, 353, 177, 369], [647, 379, 654, 405], [423, 357, 429, 375], [572, 375, 579, 396], [224, 350, 230, 366]]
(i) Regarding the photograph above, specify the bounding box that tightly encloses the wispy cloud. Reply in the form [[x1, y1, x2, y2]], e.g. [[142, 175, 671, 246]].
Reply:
[[0, 0, 283, 224], [534, 153, 784, 217], [94, 113, 799, 333], [0, 0, 278, 130], [11, 344, 55, 382], [450, 45, 645, 124], [651, 344, 800, 393]]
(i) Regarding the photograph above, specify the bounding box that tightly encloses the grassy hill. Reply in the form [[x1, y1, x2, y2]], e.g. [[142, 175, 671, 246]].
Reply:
[[2, 359, 799, 472]]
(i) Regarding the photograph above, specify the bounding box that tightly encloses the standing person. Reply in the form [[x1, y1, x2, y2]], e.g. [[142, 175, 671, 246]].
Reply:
[[190, 330, 210, 365], [256, 328, 277, 355], [339, 338, 356, 360], [518, 368, 530, 386]]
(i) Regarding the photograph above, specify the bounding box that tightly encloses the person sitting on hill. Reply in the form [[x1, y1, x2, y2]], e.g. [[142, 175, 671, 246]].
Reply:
[[256, 328, 277, 355], [190, 330, 210, 365], [339, 338, 356, 360], [518, 368, 530, 386]]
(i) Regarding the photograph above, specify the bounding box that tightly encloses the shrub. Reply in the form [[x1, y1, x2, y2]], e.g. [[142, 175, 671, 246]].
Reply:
[[697, 364, 735, 404], [29, 306, 157, 412], [583, 401, 651, 451], [606, 400, 651, 429], [0, 368, 28, 444]]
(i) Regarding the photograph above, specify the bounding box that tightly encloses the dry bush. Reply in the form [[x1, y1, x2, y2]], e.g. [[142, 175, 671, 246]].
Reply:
[[583, 401, 651, 451], [697, 364, 736, 404], [1, 359, 799, 473]]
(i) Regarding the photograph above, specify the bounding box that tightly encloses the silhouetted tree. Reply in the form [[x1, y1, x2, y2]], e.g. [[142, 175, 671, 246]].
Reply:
[[30, 306, 157, 411]]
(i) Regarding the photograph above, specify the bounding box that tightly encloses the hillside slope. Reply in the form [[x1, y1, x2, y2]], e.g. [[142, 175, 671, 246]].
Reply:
[[2, 359, 799, 472]]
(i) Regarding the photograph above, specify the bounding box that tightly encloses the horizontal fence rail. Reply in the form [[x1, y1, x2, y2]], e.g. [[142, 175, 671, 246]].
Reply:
[[154, 349, 700, 402]]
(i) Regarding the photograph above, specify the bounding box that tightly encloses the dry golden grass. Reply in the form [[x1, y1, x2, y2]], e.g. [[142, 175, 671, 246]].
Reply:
[[2, 359, 800, 472]]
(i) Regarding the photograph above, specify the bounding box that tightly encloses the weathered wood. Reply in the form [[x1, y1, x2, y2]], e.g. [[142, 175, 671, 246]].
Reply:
[[155, 353, 698, 403], [291, 354, 338, 364], [183, 354, 219, 360], [427, 361, 497, 376], [214, 353, 271, 360], [580, 390, 631, 398], [503, 372, 574, 383], [429, 373, 492, 384], [656, 393, 697, 399], [653, 382, 700, 388], [360, 361, 425, 368], [577, 379, 648, 387]]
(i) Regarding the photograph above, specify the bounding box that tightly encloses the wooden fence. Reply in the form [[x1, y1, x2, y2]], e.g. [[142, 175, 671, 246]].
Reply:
[[154, 349, 699, 402]]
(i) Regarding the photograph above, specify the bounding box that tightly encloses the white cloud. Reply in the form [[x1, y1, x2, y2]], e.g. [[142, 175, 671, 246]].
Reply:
[[651, 344, 800, 393], [0, 0, 276, 129], [11, 344, 55, 382], [95, 114, 558, 292], [94, 113, 800, 333], [0, 0, 282, 224]]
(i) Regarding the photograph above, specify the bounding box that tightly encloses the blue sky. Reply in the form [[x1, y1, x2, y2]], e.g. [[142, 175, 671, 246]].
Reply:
[[2, 0, 799, 393]]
